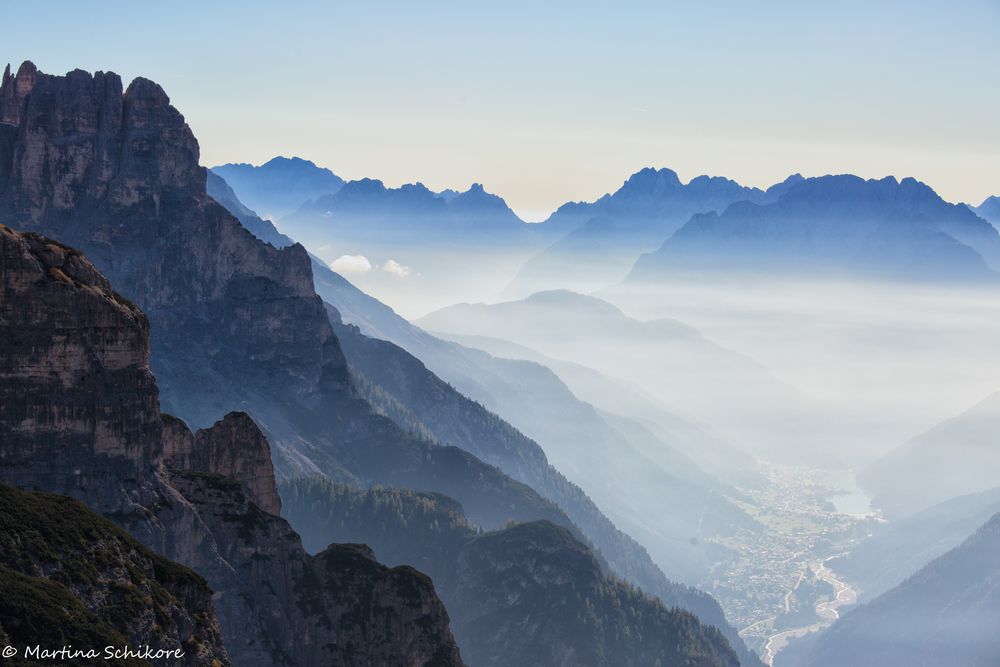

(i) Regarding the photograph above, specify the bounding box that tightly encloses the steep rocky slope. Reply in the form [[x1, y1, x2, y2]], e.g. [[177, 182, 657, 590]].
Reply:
[[0, 222, 463, 666], [282, 480, 742, 667]]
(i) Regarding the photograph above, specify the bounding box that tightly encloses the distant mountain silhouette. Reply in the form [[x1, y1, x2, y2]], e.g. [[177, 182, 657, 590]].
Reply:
[[860, 391, 1000, 518], [973, 195, 1000, 228], [628, 175, 1000, 282], [505, 169, 799, 294], [211, 156, 344, 219], [419, 290, 814, 458], [279, 177, 530, 246]]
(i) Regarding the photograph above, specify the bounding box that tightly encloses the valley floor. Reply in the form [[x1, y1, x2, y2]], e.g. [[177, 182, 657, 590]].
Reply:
[[712, 464, 877, 661]]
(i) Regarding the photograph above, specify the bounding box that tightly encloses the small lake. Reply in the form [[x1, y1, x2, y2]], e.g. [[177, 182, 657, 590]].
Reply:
[[820, 469, 873, 516]]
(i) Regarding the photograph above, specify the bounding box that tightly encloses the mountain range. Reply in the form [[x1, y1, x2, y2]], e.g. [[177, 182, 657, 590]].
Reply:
[[208, 164, 764, 664], [628, 175, 1000, 283], [0, 61, 754, 666], [215, 158, 999, 308], [505, 169, 803, 294], [277, 177, 532, 247]]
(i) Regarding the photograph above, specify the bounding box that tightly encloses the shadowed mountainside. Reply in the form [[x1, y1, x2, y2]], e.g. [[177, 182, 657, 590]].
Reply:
[[210, 172, 764, 666], [282, 480, 742, 667], [0, 221, 464, 666]]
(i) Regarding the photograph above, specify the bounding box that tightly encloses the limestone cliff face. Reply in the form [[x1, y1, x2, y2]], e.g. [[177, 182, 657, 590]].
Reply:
[[0, 61, 347, 433], [0, 61, 572, 536], [0, 222, 165, 513], [0, 223, 464, 666], [163, 412, 281, 515]]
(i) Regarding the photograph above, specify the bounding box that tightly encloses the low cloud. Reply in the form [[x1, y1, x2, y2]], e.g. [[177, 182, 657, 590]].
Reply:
[[329, 254, 373, 274], [383, 259, 411, 277]]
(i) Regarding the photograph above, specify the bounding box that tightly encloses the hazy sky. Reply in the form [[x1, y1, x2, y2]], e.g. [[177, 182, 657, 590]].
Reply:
[[3, 0, 998, 219]]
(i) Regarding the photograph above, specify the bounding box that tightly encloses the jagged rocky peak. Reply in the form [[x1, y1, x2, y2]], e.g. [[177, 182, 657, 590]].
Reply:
[[0, 60, 202, 217], [0, 61, 346, 429], [0, 61, 39, 122], [626, 166, 683, 188], [162, 412, 282, 515], [0, 60, 319, 308]]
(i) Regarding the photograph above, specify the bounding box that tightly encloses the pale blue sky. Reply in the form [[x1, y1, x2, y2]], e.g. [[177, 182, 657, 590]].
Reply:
[[3, 0, 998, 218]]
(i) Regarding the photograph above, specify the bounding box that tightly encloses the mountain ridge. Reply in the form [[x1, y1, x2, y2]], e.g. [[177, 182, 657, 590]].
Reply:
[[628, 174, 1000, 283]]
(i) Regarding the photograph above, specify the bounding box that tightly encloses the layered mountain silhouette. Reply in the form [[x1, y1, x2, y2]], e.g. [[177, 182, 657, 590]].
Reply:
[[505, 169, 801, 294], [781, 512, 1000, 667], [210, 172, 764, 665], [252, 172, 545, 311], [419, 290, 814, 458], [628, 175, 1000, 282], [211, 156, 344, 219], [0, 221, 463, 665], [278, 177, 530, 245], [1, 62, 756, 666], [860, 391, 1000, 518]]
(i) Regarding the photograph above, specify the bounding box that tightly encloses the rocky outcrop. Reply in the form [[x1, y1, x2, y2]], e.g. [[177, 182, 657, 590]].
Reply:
[[0, 222, 464, 666], [172, 471, 461, 666], [0, 482, 229, 667], [163, 412, 281, 515]]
